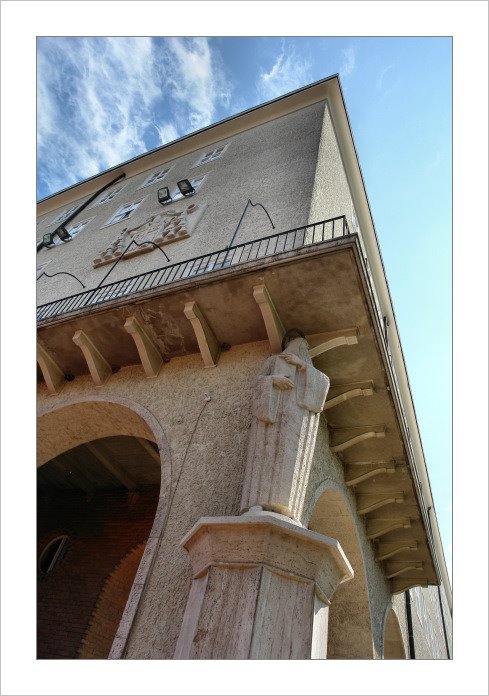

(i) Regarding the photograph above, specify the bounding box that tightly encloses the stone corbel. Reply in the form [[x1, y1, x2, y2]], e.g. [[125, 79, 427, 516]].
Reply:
[[308, 328, 358, 358], [72, 330, 112, 386], [252, 284, 284, 354], [366, 518, 411, 541], [324, 387, 373, 410], [184, 301, 220, 368], [390, 577, 428, 595], [385, 563, 423, 580], [331, 429, 385, 453], [124, 316, 163, 378], [375, 541, 418, 562], [345, 461, 396, 487], [356, 493, 404, 515], [37, 342, 65, 395], [174, 513, 353, 660]]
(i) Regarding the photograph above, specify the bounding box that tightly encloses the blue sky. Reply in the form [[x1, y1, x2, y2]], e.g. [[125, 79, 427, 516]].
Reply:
[[37, 35, 452, 570]]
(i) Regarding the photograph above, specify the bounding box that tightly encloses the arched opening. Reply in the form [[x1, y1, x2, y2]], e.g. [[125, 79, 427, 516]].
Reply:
[[37, 398, 170, 660], [308, 486, 374, 659], [383, 606, 406, 659]]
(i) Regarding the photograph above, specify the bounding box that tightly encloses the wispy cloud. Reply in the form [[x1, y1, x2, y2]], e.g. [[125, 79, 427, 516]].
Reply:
[[257, 41, 312, 101], [377, 63, 396, 90], [37, 37, 233, 198], [340, 47, 356, 78], [160, 38, 232, 133]]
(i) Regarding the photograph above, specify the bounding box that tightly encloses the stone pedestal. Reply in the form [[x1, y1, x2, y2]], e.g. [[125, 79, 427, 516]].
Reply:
[[174, 513, 353, 659]]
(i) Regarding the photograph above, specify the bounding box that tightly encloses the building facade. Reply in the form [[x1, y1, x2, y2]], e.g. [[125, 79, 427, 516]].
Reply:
[[36, 76, 452, 659]]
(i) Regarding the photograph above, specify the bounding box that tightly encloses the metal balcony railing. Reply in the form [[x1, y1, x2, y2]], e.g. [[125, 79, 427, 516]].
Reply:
[[36, 215, 351, 322]]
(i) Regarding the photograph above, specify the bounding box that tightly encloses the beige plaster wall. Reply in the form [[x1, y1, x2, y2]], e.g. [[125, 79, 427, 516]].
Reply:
[[308, 101, 357, 233], [409, 585, 450, 659], [37, 102, 327, 307]]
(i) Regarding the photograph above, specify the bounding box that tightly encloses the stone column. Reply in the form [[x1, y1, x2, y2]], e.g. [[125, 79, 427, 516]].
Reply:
[[174, 512, 353, 659]]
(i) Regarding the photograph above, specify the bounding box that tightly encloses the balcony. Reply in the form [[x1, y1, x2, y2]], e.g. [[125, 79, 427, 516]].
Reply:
[[36, 214, 439, 593], [37, 216, 351, 323]]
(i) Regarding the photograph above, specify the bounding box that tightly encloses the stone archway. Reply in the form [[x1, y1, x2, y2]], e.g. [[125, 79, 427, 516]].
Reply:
[[37, 396, 172, 659], [307, 485, 374, 659], [383, 605, 406, 659]]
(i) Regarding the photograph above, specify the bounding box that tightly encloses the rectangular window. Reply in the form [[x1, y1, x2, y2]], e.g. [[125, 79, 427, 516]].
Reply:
[[52, 205, 78, 225], [194, 144, 228, 167], [93, 185, 125, 206], [170, 176, 205, 202], [105, 200, 143, 226], [140, 168, 171, 188]]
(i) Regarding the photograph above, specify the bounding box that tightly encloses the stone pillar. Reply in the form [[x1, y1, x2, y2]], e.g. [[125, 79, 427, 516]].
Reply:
[[174, 512, 353, 659]]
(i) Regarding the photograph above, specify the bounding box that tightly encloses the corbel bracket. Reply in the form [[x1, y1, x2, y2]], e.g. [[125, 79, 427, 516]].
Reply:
[[37, 342, 65, 395], [253, 284, 284, 354], [324, 387, 373, 410], [385, 563, 423, 580], [184, 300, 220, 368], [366, 518, 411, 541], [357, 493, 404, 516], [72, 330, 112, 386], [345, 461, 396, 487], [308, 328, 358, 358], [376, 542, 418, 562], [331, 429, 385, 453], [124, 316, 163, 378]]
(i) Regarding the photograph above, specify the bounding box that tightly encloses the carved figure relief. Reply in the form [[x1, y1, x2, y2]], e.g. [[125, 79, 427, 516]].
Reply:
[[93, 203, 206, 268], [241, 336, 330, 520]]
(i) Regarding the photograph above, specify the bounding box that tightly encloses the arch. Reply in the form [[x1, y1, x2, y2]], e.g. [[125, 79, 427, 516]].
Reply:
[[382, 604, 406, 659], [78, 544, 146, 659], [306, 482, 374, 659], [37, 395, 172, 659]]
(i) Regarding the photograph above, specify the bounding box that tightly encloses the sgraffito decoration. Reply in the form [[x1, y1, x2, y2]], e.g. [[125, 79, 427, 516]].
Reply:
[[93, 203, 206, 268]]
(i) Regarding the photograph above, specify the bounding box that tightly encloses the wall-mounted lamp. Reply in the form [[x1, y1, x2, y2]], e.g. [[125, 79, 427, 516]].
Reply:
[[56, 226, 72, 242], [157, 186, 172, 205], [39, 227, 72, 250], [177, 179, 195, 196]]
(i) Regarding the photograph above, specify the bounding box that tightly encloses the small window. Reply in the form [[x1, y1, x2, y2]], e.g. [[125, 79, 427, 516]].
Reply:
[[194, 145, 227, 167], [52, 205, 78, 225], [93, 185, 125, 207], [140, 168, 171, 188], [106, 200, 143, 226], [170, 176, 205, 202], [38, 535, 69, 575]]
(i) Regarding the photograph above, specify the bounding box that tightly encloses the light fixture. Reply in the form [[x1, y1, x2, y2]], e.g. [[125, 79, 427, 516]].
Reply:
[[177, 179, 195, 196], [42, 232, 55, 247], [157, 186, 172, 205], [56, 226, 72, 242]]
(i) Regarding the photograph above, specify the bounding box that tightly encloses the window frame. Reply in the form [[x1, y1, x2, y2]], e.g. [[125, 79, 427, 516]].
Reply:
[[192, 142, 229, 168], [168, 175, 207, 203], [103, 198, 145, 227], [49, 217, 94, 247], [138, 166, 173, 189], [91, 183, 126, 207]]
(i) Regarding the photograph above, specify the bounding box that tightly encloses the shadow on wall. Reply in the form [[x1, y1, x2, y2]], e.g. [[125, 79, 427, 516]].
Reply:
[[308, 486, 375, 659]]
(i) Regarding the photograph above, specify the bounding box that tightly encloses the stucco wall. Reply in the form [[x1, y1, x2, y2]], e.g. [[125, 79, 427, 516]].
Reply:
[[308, 100, 357, 233], [37, 101, 327, 307]]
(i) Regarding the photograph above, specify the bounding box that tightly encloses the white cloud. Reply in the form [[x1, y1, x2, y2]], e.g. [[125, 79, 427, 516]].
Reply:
[[340, 47, 356, 78], [158, 37, 232, 133], [37, 37, 233, 198], [257, 42, 312, 101], [377, 63, 396, 90]]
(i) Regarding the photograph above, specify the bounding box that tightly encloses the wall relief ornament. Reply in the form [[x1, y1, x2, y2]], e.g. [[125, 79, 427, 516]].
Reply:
[[93, 203, 206, 268]]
